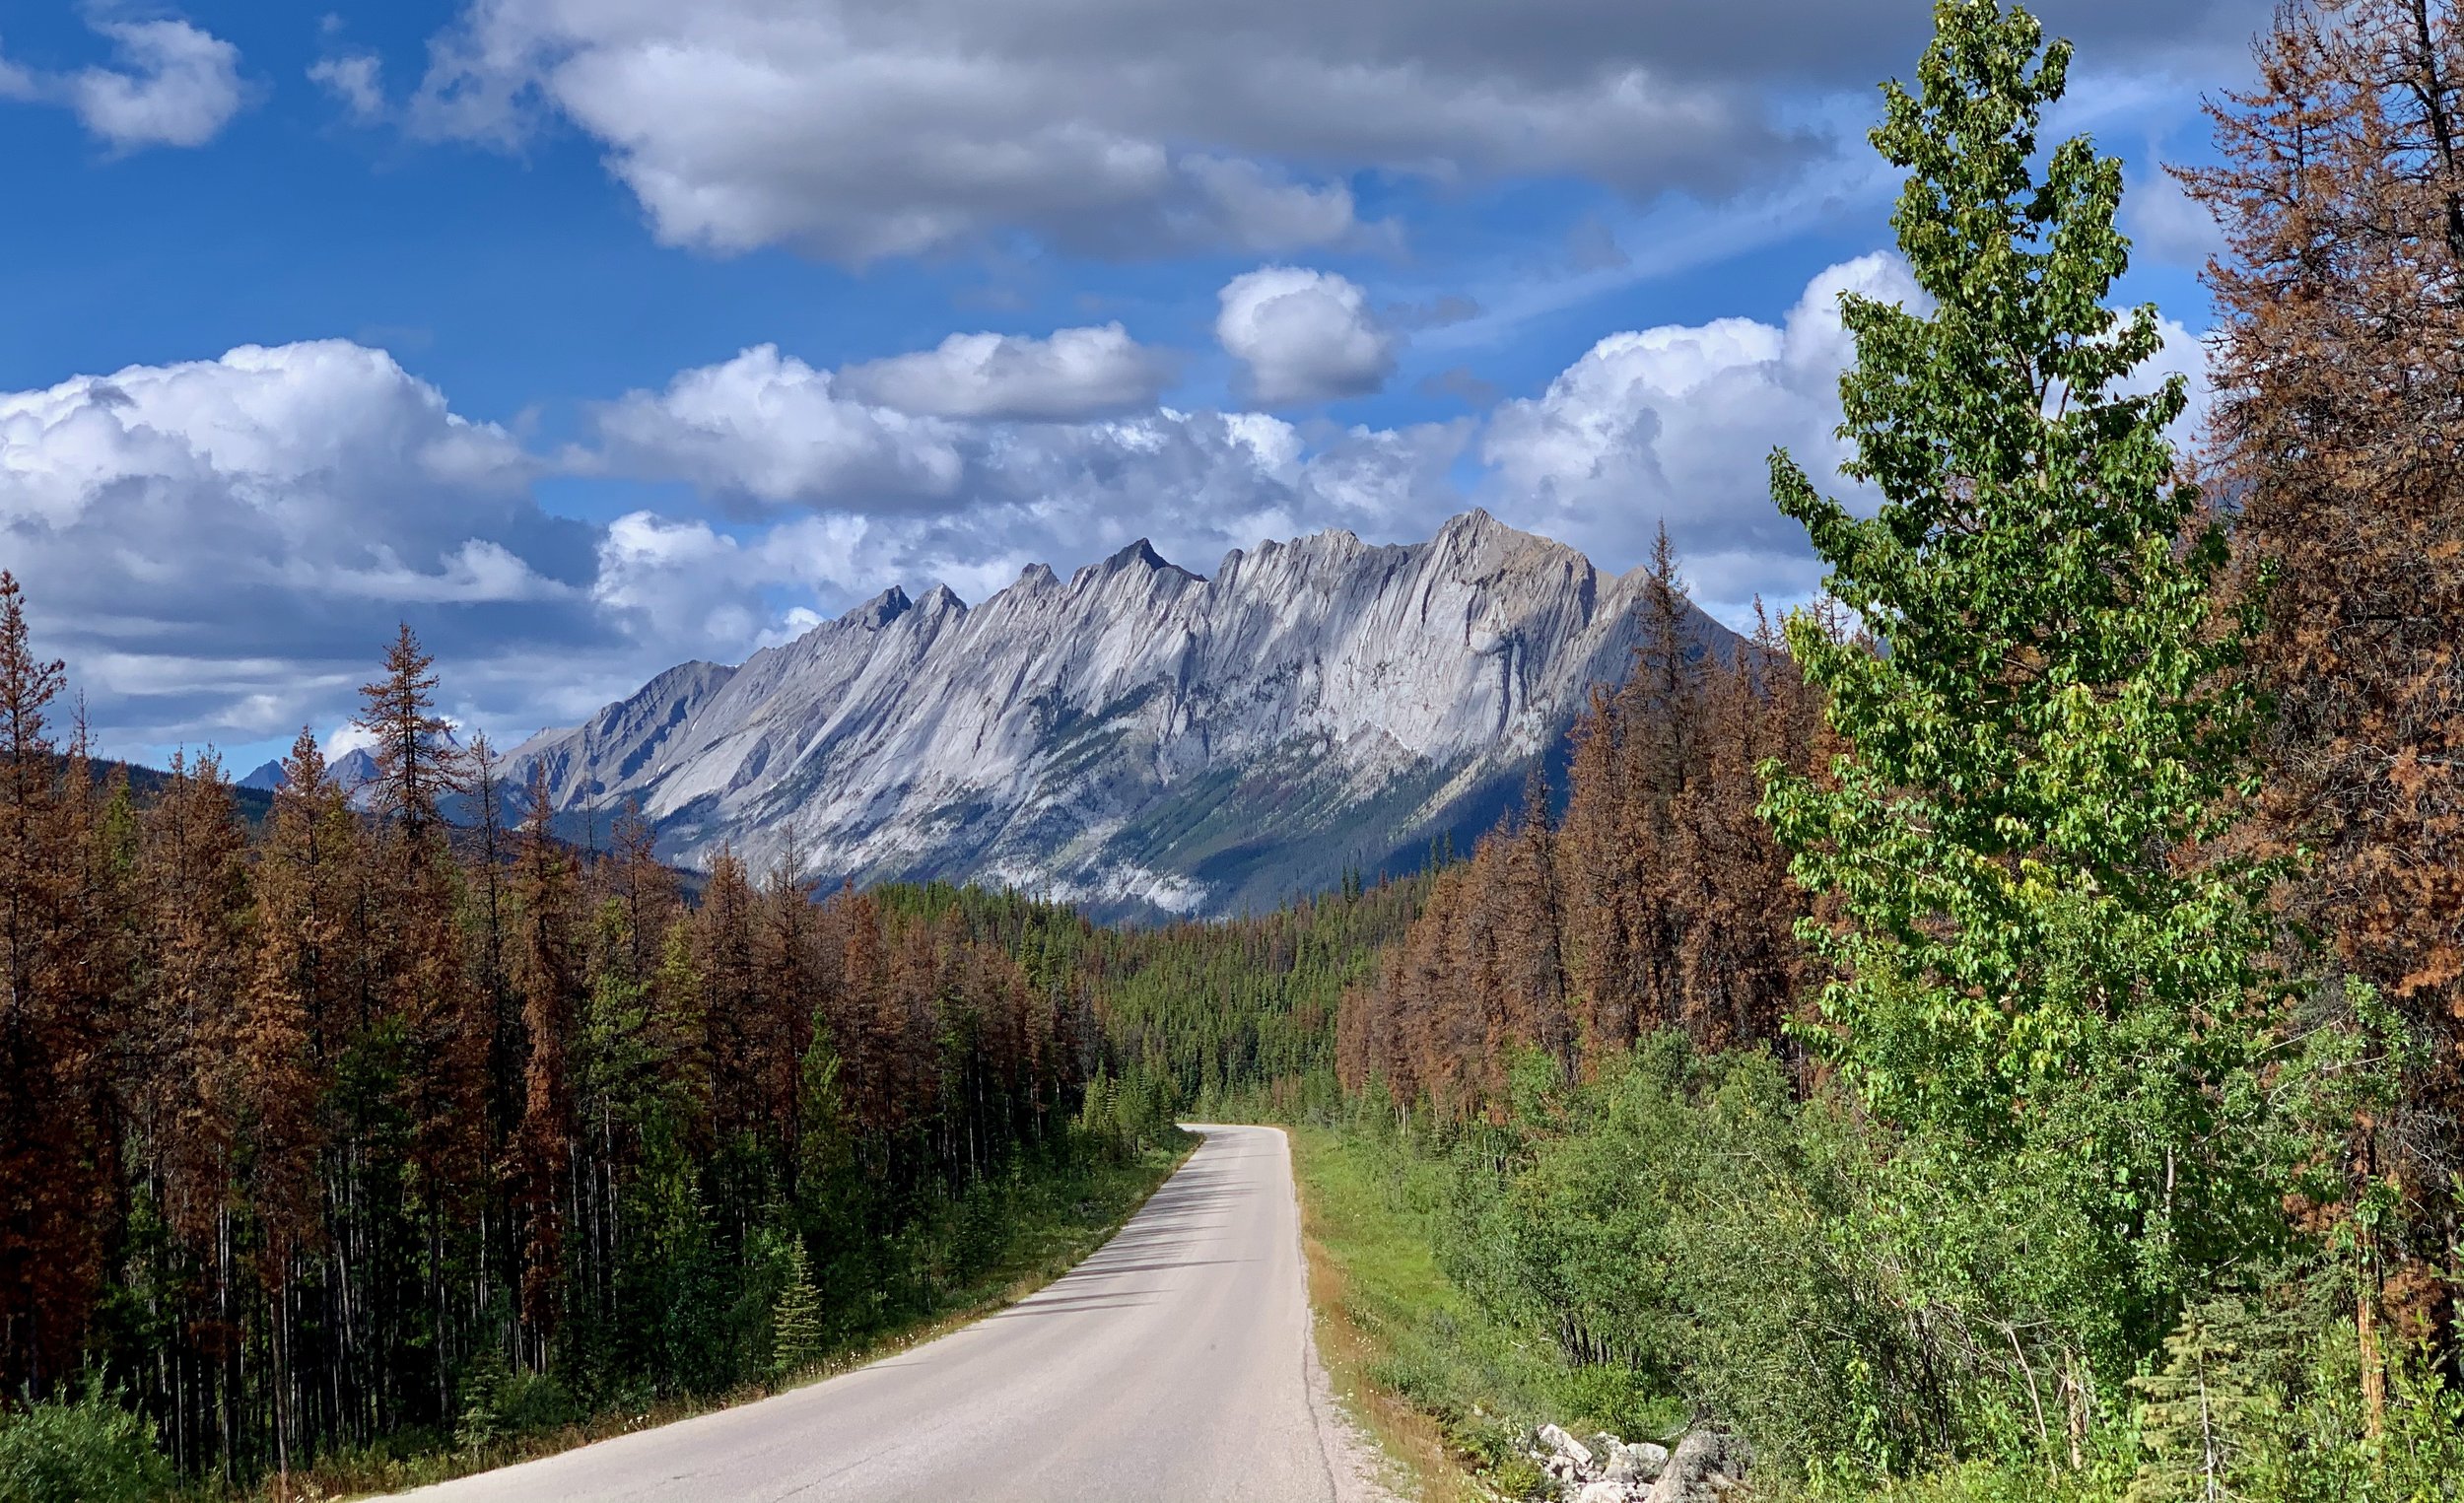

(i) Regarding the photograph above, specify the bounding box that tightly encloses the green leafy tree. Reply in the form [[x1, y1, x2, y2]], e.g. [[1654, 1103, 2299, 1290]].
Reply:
[[1760, 0, 2283, 1431]]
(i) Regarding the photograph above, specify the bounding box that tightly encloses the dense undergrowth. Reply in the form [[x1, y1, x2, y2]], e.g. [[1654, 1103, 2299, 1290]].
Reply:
[[1289, 1046, 2464, 1502], [1289, 1121, 1679, 1503]]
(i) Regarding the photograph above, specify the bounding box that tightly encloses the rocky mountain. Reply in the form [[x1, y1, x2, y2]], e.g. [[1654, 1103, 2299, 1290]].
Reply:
[[506, 511, 1735, 920], [239, 746, 380, 792]]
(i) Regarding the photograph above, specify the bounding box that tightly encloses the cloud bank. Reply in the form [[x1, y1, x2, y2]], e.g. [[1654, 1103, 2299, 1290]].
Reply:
[[398, 0, 2265, 262]]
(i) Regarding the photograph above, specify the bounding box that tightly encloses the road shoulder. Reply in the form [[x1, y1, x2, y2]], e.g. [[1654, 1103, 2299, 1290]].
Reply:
[[1281, 1126, 1429, 1503]]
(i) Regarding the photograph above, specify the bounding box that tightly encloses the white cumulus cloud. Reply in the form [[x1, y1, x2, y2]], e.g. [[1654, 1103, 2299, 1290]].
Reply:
[[1480, 251, 2213, 615], [1216, 267, 1396, 406], [0, 17, 247, 150], [1481, 253, 1922, 610], [394, 0, 2265, 264], [0, 341, 598, 746], [588, 346, 969, 511], [74, 19, 243, 148], [835, 324, 1174, 421], [400, 0, 1790, 262]]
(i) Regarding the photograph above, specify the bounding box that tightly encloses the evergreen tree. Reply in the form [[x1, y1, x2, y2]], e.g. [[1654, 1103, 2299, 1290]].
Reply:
[[353, 622, 487, 1425], [769, 1240, 824, 1381], [237, 728, 340, 1473], [0, 572, 106, 1396], [355, 624, 457, 849], [135, 750, 253, 1251]]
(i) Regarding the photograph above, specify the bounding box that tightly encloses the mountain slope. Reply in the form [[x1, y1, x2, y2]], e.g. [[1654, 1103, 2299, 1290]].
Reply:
[[509, 511, 1734, 919]]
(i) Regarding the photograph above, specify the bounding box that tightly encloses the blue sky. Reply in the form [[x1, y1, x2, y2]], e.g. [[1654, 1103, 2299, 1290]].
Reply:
[[0, 0, 2264, 768]]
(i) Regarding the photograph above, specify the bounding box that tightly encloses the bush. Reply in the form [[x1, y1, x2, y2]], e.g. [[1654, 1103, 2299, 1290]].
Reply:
[[496, 1372, 580, 1435], [1435, 1036, 2103, 1485], [0, 1388, 171, 1503], [456, 1350, 581, 1453]]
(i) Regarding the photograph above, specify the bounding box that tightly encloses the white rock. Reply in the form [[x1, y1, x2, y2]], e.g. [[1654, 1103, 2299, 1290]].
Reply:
[[1537, 1422, 1595, 1469], [1577, 1483, 1642, 1503], [1644, 1432, 1750, 1503], [1606, 1441, 1670, 1483]]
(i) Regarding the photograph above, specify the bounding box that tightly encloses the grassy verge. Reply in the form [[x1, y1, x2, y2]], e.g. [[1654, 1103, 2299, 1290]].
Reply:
[[1288, 1126, 1545, 1501], [1286, 1126, 1682, 1503], [219, 1136, 1197, 1502]]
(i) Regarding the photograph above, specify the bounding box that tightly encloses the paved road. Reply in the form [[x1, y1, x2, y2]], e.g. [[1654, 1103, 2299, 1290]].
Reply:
[[398, 1125, 1373, 1503]]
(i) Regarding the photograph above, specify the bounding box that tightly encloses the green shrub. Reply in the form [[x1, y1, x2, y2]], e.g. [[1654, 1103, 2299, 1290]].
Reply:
[[0, 1388, 171, 1503], [1483, 1451, 1549, 1500], [495, 1372, 580, 1435]]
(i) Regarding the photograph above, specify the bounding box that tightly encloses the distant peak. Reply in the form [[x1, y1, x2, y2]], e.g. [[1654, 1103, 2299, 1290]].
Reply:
[[844, 586, 911, 629], [1435, 508, 1562, 558], [1075, 537, 1202, 587], [917, 582, 969, 614], [1017, 562, 1059, 589], [1288, 526, 1365, 557], [1112, 538, 1168, 572]]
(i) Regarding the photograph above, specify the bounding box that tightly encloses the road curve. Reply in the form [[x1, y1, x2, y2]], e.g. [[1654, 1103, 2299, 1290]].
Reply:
[[398, 1125, 1372, 1503]]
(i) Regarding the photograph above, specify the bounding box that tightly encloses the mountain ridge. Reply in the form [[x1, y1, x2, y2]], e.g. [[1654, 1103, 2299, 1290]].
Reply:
[[240, 745, 379, 792], [506, 511, 1734, 920]]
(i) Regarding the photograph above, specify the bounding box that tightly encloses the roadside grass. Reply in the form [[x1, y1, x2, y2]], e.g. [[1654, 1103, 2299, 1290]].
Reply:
[[1289, 1125, 1660, 1503], [208, 1135, 1196, 1503]]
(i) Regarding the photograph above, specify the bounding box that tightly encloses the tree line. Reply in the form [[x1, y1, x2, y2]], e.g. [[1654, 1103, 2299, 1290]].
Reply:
[[1335, 532, 1823, 1120], [0, 599, 1112, 1484]]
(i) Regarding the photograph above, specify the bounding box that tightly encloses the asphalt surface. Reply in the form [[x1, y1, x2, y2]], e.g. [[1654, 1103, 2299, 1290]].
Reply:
[[396, 1125, 1369, 1503]]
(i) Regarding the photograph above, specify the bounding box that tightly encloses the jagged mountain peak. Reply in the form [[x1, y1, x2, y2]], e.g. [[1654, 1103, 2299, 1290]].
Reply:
[[243, 745, 381, 794], [846, 586, 912, 630], [1073, 536, 1201, 589], [1434, 506, 1580, 565], [916, 582, 969, 616], [508, 513, 1735, 920]]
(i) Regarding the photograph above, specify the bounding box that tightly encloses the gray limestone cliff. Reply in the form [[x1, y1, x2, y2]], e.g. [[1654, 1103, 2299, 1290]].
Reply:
[[505, 511, 1734, 919]]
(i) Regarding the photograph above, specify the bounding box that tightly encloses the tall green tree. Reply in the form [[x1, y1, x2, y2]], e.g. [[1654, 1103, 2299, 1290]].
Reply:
[[1759, 0, 2282, 1426]]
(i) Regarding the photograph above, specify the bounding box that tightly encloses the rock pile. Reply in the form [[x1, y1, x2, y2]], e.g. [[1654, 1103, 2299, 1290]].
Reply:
[[1522, 1423, 1749, 1501]]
